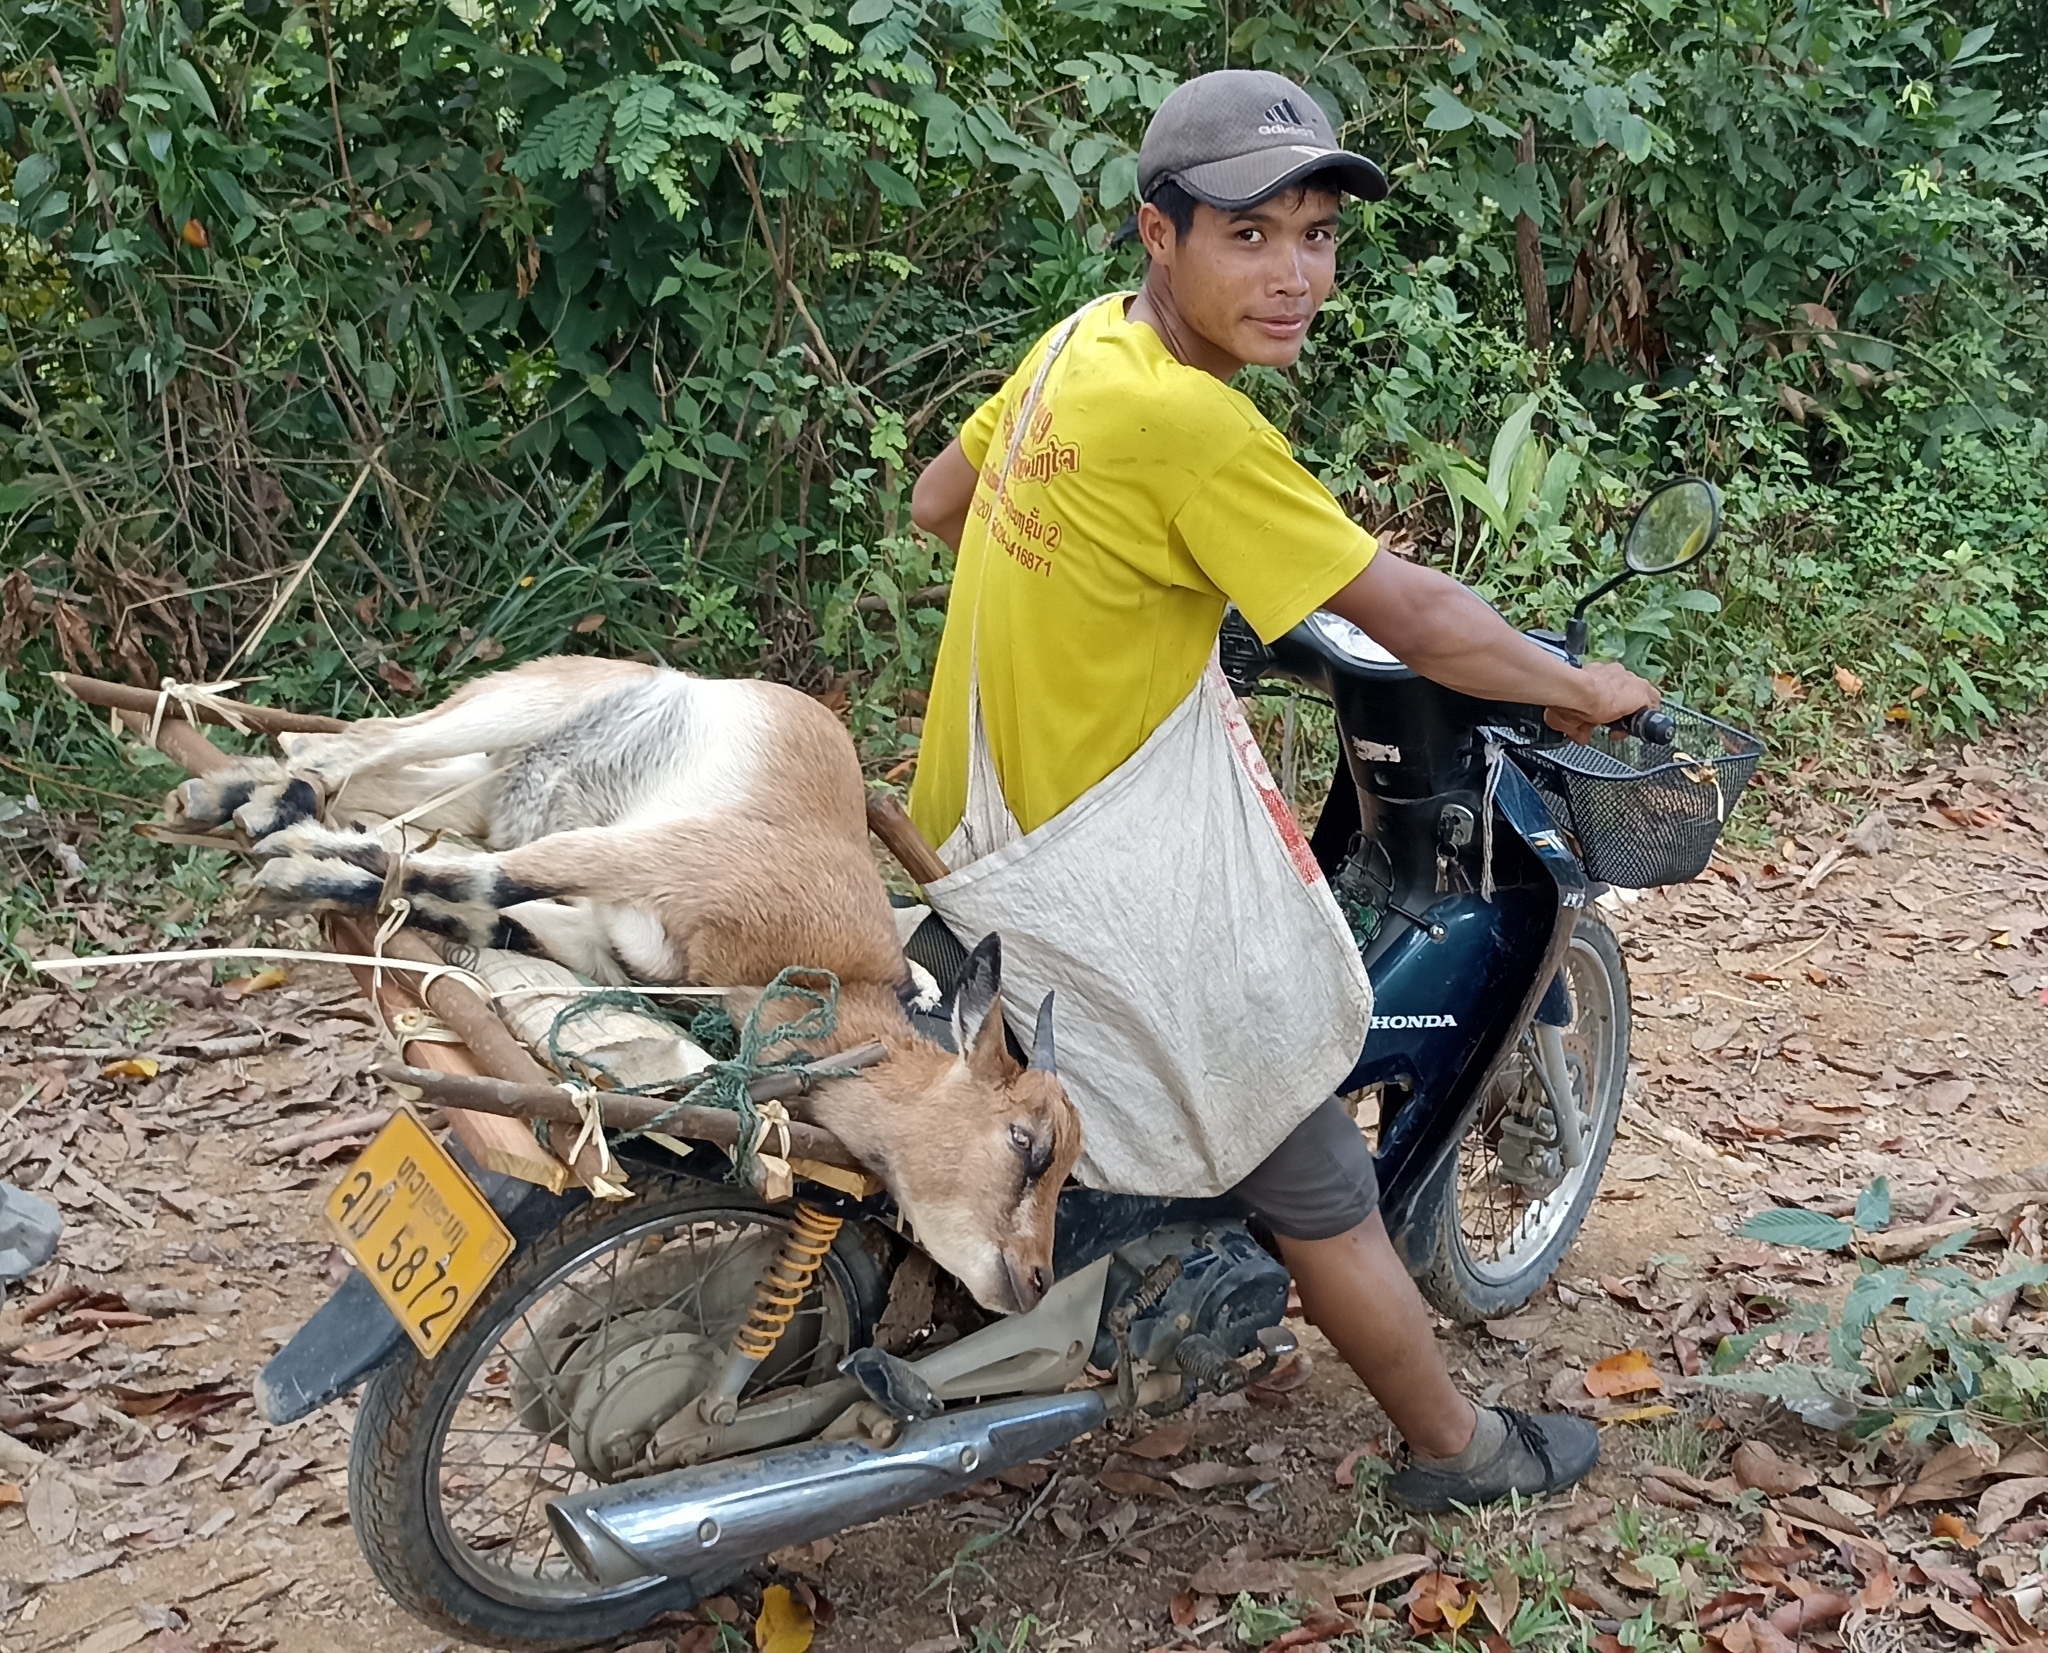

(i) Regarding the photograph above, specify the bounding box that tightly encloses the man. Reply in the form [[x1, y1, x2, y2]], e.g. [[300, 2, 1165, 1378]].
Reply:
[[908, 69, 1657, 1509]]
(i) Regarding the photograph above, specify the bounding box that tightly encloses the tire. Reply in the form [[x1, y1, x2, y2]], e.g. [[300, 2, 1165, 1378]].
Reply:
[[348, 1173, 887, 1651], [1408, 914, 1630, 1323]]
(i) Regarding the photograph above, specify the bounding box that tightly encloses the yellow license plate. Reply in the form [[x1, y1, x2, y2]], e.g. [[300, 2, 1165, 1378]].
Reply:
[[326, 1109, 514, 1358]]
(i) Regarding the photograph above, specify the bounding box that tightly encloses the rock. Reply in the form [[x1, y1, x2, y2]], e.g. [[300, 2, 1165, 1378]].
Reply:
[[0, 1183, 61, 1283], [1846, 812, 1895, 857]]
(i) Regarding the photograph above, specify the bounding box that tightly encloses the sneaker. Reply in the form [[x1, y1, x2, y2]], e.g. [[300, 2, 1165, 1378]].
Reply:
[[1385, 1406, 1599, 1512]]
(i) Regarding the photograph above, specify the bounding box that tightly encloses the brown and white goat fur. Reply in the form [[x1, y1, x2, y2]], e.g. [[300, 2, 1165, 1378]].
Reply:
[[164, 657, 1082, 1315]]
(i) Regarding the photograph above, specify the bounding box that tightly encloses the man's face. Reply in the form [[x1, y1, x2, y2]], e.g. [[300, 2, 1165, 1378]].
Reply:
[[1138, 187, 1340, 370]]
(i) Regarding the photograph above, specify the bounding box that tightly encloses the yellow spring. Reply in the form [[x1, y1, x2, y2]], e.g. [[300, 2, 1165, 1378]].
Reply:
[[731, 1203, 843, 1361]]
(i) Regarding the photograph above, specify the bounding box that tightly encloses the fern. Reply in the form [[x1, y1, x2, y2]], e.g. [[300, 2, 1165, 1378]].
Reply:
[[508, 94, 611, 183]]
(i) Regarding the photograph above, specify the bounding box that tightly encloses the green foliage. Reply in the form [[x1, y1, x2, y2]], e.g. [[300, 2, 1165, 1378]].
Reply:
[[0, 0, 2043, 826], [1739, 1206, 1855, 1252], [1712, 1179, 2048, 1445]]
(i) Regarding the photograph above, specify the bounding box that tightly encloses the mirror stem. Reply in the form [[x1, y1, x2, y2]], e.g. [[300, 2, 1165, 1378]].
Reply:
[[1567, 567, 1635, 658]]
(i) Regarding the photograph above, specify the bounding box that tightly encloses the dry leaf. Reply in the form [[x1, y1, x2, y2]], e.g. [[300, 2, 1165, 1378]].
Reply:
[[1927, 1597, 1995, 1642], [1246, 1351, 1313, 1400], [1188, 1555, 1297, 1596], [101, 1057, 160, 1081], [1329, 1555, 1430, 1598], [223, 965, 289, 995], [1404, 1571, 1472, 1632], [1098, 1470, 1177, 1500], [26, 1474, 77, 1547], [753, 1583, 814, 1653], [1585, 1349, 1664, 1398], [1169, 1460, 1263, 1491], [1123, 1421, 1194, 1461], [1898, 1440, 2001, 1504], [1483, 1310, 1554, 1341], [1598, 1402, 1680, 1425], [1834, 666, 1864, 696], [1975, 1476, 2048, 1536], [1478, 1566, 1521, 1633], [0, 1484, 21, 1507], [108, 1448, 184, 1487]]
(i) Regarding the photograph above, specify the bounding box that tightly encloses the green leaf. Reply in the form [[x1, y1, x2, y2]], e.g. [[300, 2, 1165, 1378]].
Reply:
[[848, 0, 894, 19], [1421, 86, 1475, 132], [1739, 1207, 1854, 1252], [1098, 154, 1137, 208], [1855, 1177, 1892, 1231], [1926, 1229, 1976, 1260], [1485, 395, 1540, 519]]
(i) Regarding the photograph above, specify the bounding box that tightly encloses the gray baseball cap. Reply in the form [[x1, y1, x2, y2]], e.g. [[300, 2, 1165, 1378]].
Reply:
[[1138, 70, 1387, 210]]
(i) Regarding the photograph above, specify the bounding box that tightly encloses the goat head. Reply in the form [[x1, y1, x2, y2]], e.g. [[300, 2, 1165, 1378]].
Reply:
[[831, 935, 1082, 1317]]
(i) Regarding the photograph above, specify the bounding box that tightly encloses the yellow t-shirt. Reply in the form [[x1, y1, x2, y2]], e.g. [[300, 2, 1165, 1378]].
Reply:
[[909, 296, 1377, 846]]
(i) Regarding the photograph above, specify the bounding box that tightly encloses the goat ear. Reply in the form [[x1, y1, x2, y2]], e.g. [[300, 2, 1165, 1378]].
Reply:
[[951, 933, 1014, 1078]]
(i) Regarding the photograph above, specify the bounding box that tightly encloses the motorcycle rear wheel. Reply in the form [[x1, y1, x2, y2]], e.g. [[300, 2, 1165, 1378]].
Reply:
[[347, 1173, 885, 1651], [1408, 914, 1629, 1323]]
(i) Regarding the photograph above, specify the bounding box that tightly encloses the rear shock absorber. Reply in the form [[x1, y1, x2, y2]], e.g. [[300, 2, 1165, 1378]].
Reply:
[[697, 1203, 843, 1427]]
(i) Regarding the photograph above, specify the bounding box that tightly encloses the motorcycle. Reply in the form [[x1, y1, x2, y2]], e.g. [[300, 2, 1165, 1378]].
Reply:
[[257, 476, 1762, 1649]]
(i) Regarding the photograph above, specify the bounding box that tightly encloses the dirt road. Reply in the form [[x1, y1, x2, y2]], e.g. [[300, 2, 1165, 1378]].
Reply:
[[1, 744, 2044, 1653]]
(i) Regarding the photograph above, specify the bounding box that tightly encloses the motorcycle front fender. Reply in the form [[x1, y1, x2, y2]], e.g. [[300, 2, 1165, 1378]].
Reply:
[[1360, 761, 1588, 1243]]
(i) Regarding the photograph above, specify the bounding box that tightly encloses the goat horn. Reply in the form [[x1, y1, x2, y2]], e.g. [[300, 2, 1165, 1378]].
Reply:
[[1030, 990, 1056, 1073]]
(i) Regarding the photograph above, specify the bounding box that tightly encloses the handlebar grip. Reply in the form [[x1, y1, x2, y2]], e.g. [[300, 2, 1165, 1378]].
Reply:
[[1619, 708, 1677, 746]]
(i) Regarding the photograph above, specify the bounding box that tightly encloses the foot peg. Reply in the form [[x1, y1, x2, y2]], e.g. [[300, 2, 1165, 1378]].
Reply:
[[839, 1347, 942, 1423]]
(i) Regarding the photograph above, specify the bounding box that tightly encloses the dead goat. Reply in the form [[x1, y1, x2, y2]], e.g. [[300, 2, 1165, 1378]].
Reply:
[[164, 657, 1082, 1314]]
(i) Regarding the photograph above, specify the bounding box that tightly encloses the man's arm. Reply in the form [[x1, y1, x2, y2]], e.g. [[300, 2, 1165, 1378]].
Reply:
[[1324, 551, 1657, 744], [910, 439, 979, 553]]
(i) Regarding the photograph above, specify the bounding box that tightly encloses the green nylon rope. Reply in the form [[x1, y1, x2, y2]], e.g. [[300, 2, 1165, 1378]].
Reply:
[[541, 966, 860, 1187]]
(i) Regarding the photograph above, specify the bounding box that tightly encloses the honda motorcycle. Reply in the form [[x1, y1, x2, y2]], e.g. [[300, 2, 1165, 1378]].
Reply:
[[259, 477, 1762, 1649]]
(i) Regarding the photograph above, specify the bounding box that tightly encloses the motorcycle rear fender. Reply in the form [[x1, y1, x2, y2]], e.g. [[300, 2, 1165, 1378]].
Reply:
[[255, 1147, 581, 1424]]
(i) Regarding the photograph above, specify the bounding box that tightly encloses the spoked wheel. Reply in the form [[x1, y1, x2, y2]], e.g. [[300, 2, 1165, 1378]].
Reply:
[[1410, 915, 1629, 1322], [349, 1174, 884, 1651]]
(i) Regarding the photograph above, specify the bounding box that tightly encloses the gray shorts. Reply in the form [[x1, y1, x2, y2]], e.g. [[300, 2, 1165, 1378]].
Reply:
[[1228, 1096, 1380, 1242]]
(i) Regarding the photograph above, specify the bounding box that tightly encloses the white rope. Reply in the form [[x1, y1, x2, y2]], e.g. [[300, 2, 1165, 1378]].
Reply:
[[561, 1084, 632, 1200], [32, 945, 492, 1000], [146, 678, 258, 747], [752, 1099, 795, 1202], [374, 764, 505, 836]]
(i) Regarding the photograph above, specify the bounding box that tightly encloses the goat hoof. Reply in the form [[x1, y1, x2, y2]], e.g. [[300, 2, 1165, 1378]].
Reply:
[[232, 777, 323, 844], [251, 853, 381, 913]]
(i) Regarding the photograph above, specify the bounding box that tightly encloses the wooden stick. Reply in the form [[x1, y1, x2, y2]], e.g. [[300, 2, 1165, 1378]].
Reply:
[[374, 1055, 878, 1170], [325, 914, 582, 1194], [53, 672, 347, 735], [866, 792, 950, 886]]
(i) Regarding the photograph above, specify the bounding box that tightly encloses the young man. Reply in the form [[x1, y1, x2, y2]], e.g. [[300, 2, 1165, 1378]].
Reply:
[[908, 69, 1657, 1508]]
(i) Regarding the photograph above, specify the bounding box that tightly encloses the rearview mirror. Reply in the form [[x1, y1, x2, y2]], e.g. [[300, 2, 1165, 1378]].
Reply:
[[1624, 478, 1721, 576], [1566, 476, 1723, 655]]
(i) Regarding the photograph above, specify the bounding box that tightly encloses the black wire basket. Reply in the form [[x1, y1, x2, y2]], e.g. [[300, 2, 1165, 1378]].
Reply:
[[1513, 706, 1764, 888]]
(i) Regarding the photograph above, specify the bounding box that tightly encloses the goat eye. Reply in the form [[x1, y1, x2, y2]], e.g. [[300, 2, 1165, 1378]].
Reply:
[[1008, 1124, 1033, 1154]]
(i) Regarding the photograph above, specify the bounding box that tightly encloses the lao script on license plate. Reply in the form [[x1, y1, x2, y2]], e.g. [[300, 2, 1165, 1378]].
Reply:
[[325, 1109, 514, 1358]]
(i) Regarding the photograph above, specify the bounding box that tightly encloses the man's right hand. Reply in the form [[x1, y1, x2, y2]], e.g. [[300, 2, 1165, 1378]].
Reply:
[[1543, 661, 1660, 745], [1324, 554, 1662, 738]]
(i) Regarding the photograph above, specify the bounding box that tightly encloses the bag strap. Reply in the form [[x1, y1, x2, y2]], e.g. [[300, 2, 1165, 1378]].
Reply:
[[952, 294, 1122, 858]]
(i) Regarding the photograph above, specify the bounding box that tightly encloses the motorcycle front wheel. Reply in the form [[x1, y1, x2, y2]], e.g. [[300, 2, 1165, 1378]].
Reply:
[[347, 1173, 886, 1651], [1407, 913, 1629, 1323]]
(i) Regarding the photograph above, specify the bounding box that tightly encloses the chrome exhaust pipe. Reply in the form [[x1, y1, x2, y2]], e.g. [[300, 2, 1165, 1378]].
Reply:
[[547, 1390, 1106, 1588]]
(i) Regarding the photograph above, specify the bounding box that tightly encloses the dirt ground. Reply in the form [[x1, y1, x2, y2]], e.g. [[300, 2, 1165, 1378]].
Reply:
[[1, 735, 2045, 1653]]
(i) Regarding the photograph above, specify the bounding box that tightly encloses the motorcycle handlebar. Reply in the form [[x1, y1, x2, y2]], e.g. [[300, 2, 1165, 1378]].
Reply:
[[1616, 707, 1677, 746]]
